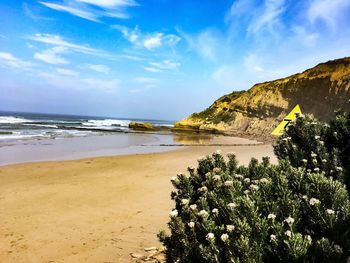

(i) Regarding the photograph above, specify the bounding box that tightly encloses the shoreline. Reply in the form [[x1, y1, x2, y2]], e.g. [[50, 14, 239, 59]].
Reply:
[[0, 137, 276, 263], [0, 133, 264, 167]]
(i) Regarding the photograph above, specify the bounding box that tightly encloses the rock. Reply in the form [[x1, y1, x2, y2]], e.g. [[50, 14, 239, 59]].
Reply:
[[130, 252, 144, 259], [144, 246, 158, 252], [129, 122, 154, 131]]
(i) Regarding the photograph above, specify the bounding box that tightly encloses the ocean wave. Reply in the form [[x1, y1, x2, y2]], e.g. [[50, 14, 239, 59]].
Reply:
[[82, 119, 131, 128], [0, 116, 31, 124]]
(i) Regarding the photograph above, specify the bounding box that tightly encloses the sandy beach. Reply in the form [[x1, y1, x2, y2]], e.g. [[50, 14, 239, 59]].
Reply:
[[0, 138, 276, 263]]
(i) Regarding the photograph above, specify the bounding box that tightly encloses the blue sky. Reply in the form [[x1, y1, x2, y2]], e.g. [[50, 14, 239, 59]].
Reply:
[[1, 0, 350, 120]]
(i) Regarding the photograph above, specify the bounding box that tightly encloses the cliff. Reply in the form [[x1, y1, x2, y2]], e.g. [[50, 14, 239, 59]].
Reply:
[[174, 57, 350, 138]]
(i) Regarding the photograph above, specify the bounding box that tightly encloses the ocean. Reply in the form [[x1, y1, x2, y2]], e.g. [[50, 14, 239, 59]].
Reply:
[[0, 111, 175, 142]]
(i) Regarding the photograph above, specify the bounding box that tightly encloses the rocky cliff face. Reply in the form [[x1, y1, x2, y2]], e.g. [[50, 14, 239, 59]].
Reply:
[[174, 57, 350, 138]]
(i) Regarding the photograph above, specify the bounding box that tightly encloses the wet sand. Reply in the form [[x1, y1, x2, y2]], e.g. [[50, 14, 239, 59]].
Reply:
[[0, 136, 276, 263]]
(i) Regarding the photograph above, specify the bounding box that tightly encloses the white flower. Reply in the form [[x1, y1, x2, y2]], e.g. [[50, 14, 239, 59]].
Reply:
[[188, 221, 195, 228], [333, 132, 338, 136], [315, 135, 320, 140], [302, 195, 308, 200], [249, 184, 259, 191], [170, 176, 179, 184], [212, 208, 219, 214], [319, 141, 324, 145], [224, 180, 233, 186], [260, 178, 269, 184], [243, 190, 250, 195], [270, 234, 277, 241], [292, 144, 297, 149], [181, 199, 189, 205], [285, 230, 292, 237], [215, 149, 222, 155], [234, 174, 244, 180], [190, 204, 197, 211], [205, 172, 211, 177], [221, 233, 229, 242], [311, 152, 317, 158], [252, 180, 259, 184], [227, 203, 237, 210], [326, 209, 335, 215], [213, 175, 221, 181], [306, 235, 312, 242], [169, 210, 178, 218], [267, 213, 276, 220], [309, 198, 320, 206], [314, 168, 320, 172], [206, 233, 215, 241], [336, 166, 343, 172], [213, 167, 222, 173], [284, 216, 295, 225], [334, 244, 343, 254], [322, 159, 327, 163], [198, 210, 209, 217], [226, 225, 235, 232], [198, 186, 208, 192], [302, 159, 308, 163], [244, 178, 251, 183]]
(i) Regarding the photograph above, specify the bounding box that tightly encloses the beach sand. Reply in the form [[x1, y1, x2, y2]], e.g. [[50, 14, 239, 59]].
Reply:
[[0, 140, 276, 263]]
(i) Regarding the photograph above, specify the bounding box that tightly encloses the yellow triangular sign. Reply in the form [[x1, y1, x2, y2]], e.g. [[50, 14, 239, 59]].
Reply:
[[271, 105, 302, 136]]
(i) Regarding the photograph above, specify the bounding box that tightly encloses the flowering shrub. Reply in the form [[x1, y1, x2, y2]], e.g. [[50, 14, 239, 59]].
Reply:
[[274, 112, 350, 192], [159, 152, 350, 262]]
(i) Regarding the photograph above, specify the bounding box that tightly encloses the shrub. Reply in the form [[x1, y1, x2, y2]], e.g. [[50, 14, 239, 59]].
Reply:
[[274, 112, 350, 192], [159, 152, 350, 262]]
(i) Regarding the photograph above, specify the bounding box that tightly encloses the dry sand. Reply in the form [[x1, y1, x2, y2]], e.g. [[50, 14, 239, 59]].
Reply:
[[0, 141, 276, 263]]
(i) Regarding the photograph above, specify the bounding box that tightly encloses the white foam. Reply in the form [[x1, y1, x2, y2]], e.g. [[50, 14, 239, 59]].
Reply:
[[0, 116, 30, 124], [82, 119, 130, 128]]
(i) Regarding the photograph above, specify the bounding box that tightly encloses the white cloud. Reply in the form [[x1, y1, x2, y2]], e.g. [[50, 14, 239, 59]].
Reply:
[[86, 64, 110, 74], [0, 52, 33, 69], [142, 66, 162, 73], [142, 60, 180, 73], [130, 77, 157, 92], [34, 46, 69, 64], [307, 0, 350, 30], [40, 0, 136, 22], [56, 68, 79, 77], [212, 65, 237, 88], [39, 1, 99, 22], [113, 25, 181, 50], [179, 28, 221, 62], [38, 71, 119, 92], [77, 0, 137, 8], [113, 25, 140, 43], [143, 33, 163, 49], [247, 0, 286, 35]]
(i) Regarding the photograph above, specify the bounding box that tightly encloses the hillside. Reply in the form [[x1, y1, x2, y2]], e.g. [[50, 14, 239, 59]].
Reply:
[[173, 57, 350, 138]]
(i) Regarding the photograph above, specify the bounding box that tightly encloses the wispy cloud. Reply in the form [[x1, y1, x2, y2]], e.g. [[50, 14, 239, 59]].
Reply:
[[34, 46, 69, 64], [40, 1, 98, 22], [29, 33, 114, 60], [39, 0, 137, 22], [0, 52, 33, 69], [178, 28, 222, 62], [113, 25, 181, 50], [86, 64, 110, 74], [142, 60, 180, 73], [56, 68, 79, 77], [38, 70, 120, 92], [307, 0, 350, 30], [130, 77, 157, 93]]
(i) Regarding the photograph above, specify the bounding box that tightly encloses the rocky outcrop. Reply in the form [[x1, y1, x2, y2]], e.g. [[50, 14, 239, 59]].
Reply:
[[174, 57, 350, 138], [129, 122, 155, 131]]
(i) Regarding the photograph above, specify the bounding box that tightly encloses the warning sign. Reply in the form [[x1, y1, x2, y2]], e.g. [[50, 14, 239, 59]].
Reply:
[[271, 105, 302, 136]]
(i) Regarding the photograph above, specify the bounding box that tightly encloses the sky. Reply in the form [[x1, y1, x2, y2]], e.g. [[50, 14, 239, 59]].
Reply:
[[1, 0, 350, 120]]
